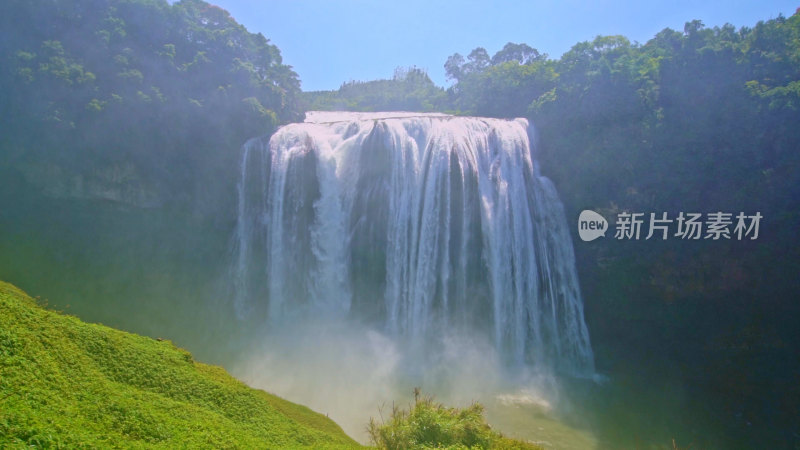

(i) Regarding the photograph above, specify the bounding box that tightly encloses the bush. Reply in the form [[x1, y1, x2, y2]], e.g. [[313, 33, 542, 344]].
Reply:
[[367, 390, 542, 449]]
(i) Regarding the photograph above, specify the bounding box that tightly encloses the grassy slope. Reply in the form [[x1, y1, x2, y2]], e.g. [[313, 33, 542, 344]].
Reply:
[[0, 281, 360, 448]]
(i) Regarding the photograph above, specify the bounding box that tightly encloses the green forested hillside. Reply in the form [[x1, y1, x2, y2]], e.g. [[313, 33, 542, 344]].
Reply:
[[0, 0, 301, 215], [0, 281, 360, 448]]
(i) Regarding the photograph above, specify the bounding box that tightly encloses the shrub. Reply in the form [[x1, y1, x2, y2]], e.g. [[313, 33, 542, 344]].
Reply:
[[367, 390, 542, 449]]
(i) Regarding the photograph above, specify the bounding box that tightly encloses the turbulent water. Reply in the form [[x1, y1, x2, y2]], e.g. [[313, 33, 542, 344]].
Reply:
[[232, 111, 594, 375]]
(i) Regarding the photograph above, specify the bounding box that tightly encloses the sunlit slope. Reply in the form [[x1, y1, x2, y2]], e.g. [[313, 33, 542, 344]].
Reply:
[[0, 281, 360, 448]]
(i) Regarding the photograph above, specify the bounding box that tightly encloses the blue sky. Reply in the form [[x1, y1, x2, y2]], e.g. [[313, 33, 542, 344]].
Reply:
[[207, 0, 798, 91]]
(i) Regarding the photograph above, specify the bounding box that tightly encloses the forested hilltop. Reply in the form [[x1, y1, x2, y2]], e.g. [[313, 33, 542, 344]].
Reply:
[[0, 0, 300, 215]]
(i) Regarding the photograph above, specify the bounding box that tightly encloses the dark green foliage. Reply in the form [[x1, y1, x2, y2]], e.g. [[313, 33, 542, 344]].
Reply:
[[0, 0, 302, 217]]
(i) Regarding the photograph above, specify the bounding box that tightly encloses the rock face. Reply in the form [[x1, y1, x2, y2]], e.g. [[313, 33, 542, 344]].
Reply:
[[18, 161, 163, 208]]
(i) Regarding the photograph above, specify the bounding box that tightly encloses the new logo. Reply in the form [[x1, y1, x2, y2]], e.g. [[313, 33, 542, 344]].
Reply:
[[578, 210, 608, 241]]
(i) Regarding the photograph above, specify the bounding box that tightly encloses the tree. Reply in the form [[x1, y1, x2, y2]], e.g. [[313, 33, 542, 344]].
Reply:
[[444, 52, 465, 82], [491, 42, 543, 65], [465, 47, 490, 73]]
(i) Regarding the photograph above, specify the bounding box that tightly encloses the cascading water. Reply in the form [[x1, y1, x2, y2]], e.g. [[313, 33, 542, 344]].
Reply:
[[232, 111, 594, 375]]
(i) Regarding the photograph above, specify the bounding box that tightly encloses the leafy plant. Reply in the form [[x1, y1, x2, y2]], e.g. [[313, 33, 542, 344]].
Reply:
[[367, 390, 542, 449]]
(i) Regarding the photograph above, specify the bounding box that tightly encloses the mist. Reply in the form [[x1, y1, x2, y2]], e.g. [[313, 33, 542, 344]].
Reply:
[[230, 315, 574, 444]]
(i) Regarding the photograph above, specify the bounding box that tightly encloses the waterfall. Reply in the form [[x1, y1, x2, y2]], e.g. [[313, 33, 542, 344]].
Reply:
[[232, 111, 594, 375]]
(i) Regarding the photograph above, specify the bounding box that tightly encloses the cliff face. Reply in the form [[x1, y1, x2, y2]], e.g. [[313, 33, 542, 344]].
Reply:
[[18, 161, 164, 208], [0, 153, 237, 364]]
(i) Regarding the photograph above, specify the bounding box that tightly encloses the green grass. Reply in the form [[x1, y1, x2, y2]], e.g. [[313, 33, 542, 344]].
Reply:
[[0, 281, 361, 448], [367, 391, 543, 450]]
